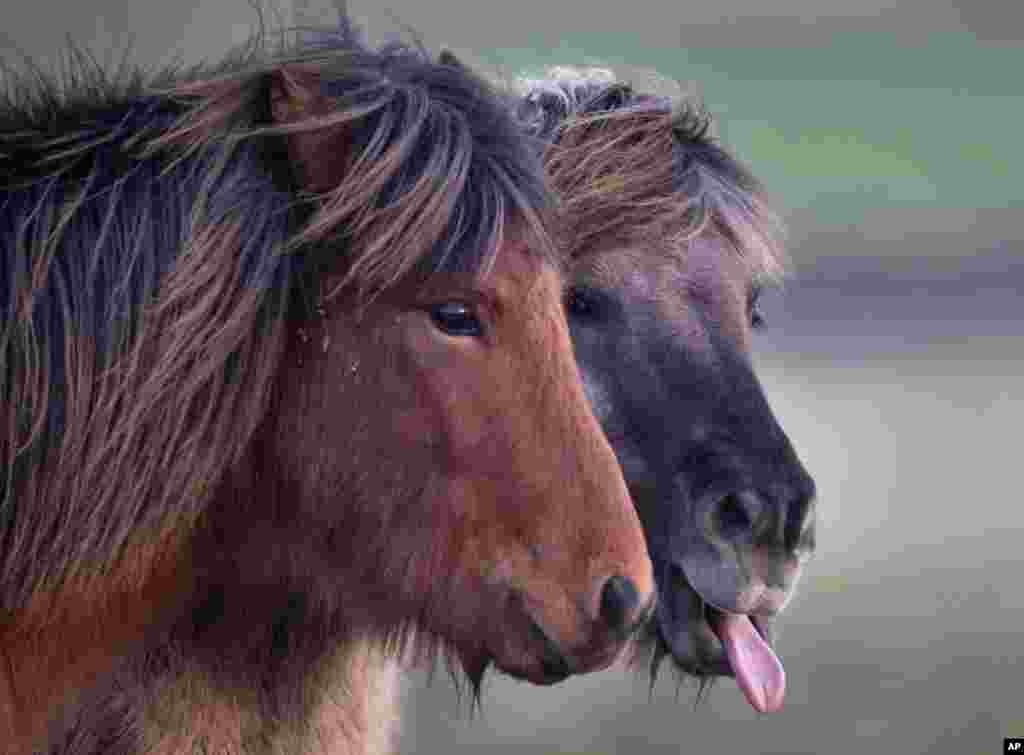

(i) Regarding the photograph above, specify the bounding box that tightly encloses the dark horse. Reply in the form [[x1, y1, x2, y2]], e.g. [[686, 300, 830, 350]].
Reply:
[[0, 26, 655, 753], [517, 68, 816, 713]]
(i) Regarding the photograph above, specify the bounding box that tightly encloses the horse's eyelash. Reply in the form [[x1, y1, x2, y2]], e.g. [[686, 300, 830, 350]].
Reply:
[[565, 286, 608, 318]]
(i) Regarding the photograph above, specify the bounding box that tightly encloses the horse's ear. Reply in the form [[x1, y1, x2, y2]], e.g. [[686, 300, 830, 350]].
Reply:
[[270, 66, 320, 123], [270, 66, 351, 194], [438, 48, 469, 71]]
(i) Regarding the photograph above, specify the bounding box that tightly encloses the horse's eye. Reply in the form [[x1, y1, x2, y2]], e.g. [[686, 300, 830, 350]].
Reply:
[[748, 287, 766, 330], [430, 302, 483, 337], [565, 287, 602, 320], [749, 303, 766, 330]]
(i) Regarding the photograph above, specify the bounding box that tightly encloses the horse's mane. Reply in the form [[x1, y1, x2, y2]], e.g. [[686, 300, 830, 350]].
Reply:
[[0, 20, 556, 623], [515, 66, 785, 281]]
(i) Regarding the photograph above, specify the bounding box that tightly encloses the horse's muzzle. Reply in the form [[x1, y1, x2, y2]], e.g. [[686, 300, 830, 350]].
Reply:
[[498, 577, 655, 685]]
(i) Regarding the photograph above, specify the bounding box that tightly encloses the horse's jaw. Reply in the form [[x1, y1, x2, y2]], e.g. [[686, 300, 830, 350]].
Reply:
[[655, 563, 786, 713]]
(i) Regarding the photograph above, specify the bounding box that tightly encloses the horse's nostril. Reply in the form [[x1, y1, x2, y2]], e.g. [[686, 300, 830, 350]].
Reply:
[[716, 493, 753, 538], [599, 574, 641, 633], [528, 617, 572, 681], [539, 648, 571, 680]]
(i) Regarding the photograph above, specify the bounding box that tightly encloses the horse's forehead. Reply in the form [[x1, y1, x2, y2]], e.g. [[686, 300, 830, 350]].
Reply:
[[576, 245, 664, 293], [579, 238, 749, 301], [579, 238, 753, 349], [483, 240, 560, 304], [402, 236, 558, 307], [684, 236, 750, 300]]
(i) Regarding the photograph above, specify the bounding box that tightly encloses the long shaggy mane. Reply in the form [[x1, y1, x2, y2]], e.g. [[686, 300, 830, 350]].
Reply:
[[0, 19, 556, 628]]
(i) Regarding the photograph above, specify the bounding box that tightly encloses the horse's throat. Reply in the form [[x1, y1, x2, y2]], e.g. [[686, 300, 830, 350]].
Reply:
[[137, 637, 402, 755], [0, 643, 23, 750], [0, 548, 194, 753], [310, 640, 403, 755], [0, 618, 140, 752]]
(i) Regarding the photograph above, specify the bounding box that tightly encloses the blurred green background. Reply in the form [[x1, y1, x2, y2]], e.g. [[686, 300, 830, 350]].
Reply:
[[5, 1, 1021, 753], [7, 0, 1022, 261]]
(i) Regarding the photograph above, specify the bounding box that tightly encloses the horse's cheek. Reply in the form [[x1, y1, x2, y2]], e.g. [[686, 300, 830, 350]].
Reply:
[[398, 322, 505, 469]]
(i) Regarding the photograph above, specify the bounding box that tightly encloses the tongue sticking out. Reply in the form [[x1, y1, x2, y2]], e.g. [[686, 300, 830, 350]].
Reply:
[[712, 612, 785, 713]]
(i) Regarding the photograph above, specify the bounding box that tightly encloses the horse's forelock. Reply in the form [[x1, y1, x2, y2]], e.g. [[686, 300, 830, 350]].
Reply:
[[311, 51, 558, 296], [519, 68, 785, 281], [697, 163, 787, 283], [158, 25, 558, 302]]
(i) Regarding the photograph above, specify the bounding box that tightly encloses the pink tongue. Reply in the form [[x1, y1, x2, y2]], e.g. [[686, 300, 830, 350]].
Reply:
[[713, 612, 786, 713]]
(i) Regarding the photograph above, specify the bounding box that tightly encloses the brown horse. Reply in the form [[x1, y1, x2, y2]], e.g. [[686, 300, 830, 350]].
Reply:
[[0, 25, 653, 754], [517, 68, 817, 714]]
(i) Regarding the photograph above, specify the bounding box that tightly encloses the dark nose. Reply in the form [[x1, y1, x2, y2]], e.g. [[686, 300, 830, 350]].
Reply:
[[710, 481, 816, 555], [598, 575, 646, 635]]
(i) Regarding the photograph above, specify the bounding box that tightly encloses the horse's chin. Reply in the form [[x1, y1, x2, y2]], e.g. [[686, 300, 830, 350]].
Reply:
[[504, 663, 574, 686], [447, 629, 575, 688], [457, 646, 573, 687], [654, 565, 777, 682]]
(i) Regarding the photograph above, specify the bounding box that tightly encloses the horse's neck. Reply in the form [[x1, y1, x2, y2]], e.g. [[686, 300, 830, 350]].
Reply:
[[310, 641, 403, 755], [0, 557, 192, 754], [1, 574, 405, 755], [0, 624, 126, 752], [128, 465, 405, 754], [138, 637, 402, 755], [295, 639, 403, 755]]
